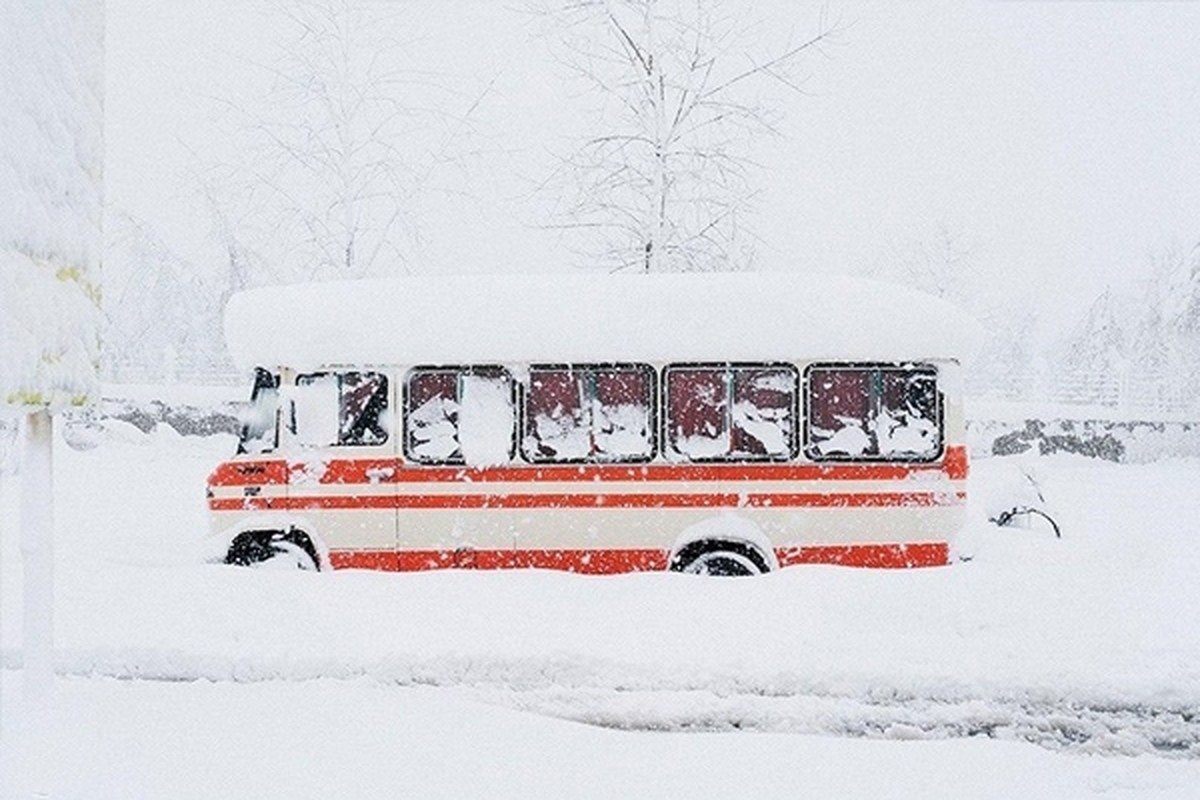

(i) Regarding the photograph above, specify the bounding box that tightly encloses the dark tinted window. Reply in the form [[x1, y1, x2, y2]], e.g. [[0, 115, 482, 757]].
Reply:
[[664, 364, 797, 461], [522, 364, 655, 463], [806, 364, 940, 461]]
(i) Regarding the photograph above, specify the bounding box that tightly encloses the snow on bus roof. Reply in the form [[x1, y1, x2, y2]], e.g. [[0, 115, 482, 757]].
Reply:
[[224, 272, 984, 372]]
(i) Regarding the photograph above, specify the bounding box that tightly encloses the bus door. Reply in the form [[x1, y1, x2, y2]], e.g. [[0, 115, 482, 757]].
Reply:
[[287, 370, 398, 568]]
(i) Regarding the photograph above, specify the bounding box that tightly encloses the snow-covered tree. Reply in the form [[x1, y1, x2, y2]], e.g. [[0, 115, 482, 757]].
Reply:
[[1134, 242, 1200, 409], [0, 1, 104, 791], [878, 221, 981, 304], [541, 0, 836, 273], [1059, 289, 1131, 375], [206, 0, 481, 285], [0, 1, 104, 407], [1052, 242, 1200, 414], [104, 211, 235, 383]]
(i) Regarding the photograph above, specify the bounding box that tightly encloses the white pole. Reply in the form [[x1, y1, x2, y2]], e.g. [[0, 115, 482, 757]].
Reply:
[[20, 408, 54, 797], [0, 421, 7, 786]]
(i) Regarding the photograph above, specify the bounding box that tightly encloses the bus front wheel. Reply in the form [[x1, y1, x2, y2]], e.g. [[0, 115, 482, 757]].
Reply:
[[226, 529, 320, 571]]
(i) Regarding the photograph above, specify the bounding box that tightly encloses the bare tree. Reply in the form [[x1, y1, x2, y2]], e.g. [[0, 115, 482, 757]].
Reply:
[[206, 0, 483, 285], [881, 220, 982, 303], [540, 0, 837, 273]]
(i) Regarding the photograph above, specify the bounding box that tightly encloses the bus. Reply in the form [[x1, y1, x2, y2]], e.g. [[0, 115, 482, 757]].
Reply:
[[206, 272, 981, 575]]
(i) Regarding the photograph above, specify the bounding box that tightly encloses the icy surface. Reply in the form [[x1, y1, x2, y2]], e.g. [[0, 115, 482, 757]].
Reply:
[[224, 273, 985, 371], [2, 426, 1200, 795]]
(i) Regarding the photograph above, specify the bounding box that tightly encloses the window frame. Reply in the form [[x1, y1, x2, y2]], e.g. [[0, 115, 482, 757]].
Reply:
[[292, 370, 391, 449], [662, 362, 800, 463], [519, 362, 658, 465], [402, 364, 516, 466], [802, 361, 943, 464]]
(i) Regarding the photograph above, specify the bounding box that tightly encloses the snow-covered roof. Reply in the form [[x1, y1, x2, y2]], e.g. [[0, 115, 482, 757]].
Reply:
[[224, 272, 984, 372]]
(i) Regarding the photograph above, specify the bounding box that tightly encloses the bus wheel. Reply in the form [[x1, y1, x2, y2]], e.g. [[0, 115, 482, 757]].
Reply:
[[669, 541, 770, 577], [226, 530, 319, 571]]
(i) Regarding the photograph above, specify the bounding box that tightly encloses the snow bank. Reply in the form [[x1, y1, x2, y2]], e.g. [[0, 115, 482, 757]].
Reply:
[[4, 673, 1198, 800], [3, 435, 1200, 761], [224, 273, 985, 371]]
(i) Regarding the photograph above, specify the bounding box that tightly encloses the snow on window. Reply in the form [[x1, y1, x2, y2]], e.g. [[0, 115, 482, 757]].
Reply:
[[406, 370, 459, 461], [459, 374, 517, 467], [806, 364, 941, 461], [404, 366, 513, 465], [665, 364, 797, 461], [291, 374, 339, 447], [293, 371, 389, 448], [522, 365, 654, 463]]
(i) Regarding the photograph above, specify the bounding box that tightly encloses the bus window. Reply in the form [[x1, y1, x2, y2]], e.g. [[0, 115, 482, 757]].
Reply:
[[237, 367, 280, 455], [405, 366, 514, 465], [731, 367, 796, 457], [665, 364, 797, 461], [522, 364, 654, 463], [805, 364, 940, 461], [293, 371, 389, 448]]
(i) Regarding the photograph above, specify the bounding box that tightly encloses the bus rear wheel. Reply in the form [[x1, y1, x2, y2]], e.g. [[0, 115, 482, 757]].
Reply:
[[226, 529, 319, 571], [669, 541, 770, 577]]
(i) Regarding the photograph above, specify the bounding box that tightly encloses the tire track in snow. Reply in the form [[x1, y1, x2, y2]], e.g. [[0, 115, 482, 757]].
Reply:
[[492, 685, 1199, 758], [4, 646, 1198, 757]]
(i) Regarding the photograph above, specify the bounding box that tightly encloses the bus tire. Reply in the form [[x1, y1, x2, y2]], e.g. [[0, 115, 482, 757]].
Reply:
[[225, 529, 320, 571], [669, 540, 771, 577]]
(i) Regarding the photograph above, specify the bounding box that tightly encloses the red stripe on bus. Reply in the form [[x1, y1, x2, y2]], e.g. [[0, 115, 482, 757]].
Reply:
[[776, 542, 949, 569], [210, 490, 965, 513], [209, 497, 281, 511], [326, 543, 948, 573], [206, 446, 969, 488], [328, 550, 401, 570]]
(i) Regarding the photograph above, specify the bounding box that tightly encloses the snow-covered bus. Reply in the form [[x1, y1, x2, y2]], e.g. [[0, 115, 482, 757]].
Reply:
[[207, 272, 981, 575]]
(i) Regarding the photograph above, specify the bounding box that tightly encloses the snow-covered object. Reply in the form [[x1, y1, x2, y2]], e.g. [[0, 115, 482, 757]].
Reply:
[[0, 0, 104, 409], [458, 374, 516, 467], [224, 273, 985, 372], [0, 249, 101, 410]]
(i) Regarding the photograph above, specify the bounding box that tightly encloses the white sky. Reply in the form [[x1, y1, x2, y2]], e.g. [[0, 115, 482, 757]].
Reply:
[[105, 1, 1200, 341]]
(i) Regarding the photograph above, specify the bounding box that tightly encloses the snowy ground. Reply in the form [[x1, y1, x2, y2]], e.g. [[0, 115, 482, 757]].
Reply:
[[2, 419, 1200, 797]]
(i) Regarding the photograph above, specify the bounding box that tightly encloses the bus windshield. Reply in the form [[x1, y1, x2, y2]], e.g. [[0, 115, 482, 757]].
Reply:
[[237, 368, 280, 455]]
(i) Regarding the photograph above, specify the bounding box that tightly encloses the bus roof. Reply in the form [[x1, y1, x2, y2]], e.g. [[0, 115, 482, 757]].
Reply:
[[224, 272, 984, 372]]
